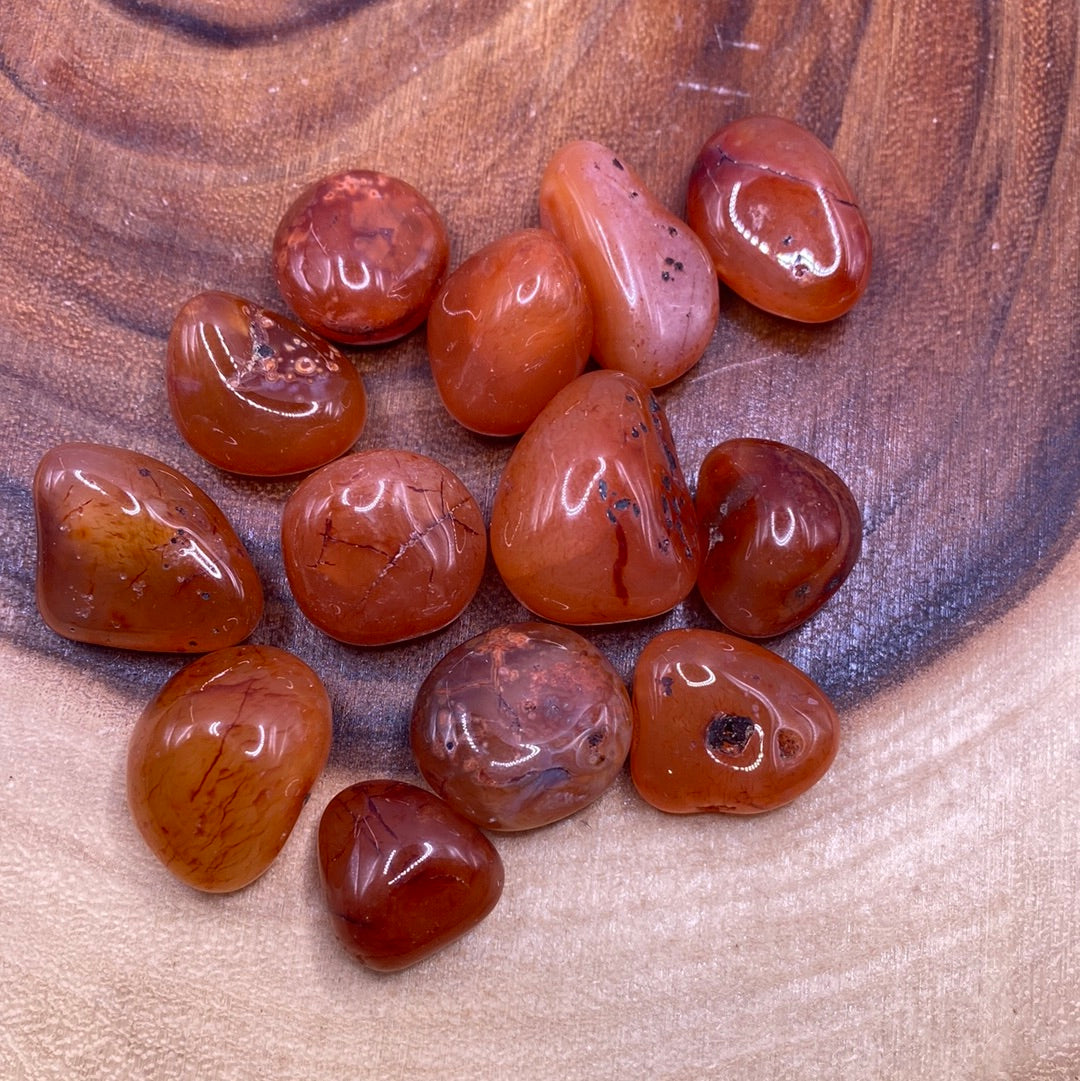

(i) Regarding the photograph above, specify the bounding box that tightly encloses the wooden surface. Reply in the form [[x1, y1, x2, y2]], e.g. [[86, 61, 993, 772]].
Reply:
[[1, 1, 1078, 1078]]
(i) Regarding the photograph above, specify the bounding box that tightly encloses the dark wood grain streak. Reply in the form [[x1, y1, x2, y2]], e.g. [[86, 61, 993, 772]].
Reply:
[[0, 0, 1076, 777]]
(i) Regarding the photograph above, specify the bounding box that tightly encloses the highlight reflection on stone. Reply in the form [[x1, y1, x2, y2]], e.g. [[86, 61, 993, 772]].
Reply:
[[411, 622, 632, 830], [33, 442, 263, 652], [127, 645, 332, 892], [318, 780, 504, 972]]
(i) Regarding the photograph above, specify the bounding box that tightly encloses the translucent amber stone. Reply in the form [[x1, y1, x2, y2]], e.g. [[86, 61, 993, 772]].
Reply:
[[410, 622, 632, 831], [426, 229, 592, 436], [539, 140, 718, 387], [33, 442, 263, 652], [631, 629, 839, 814], [127, 645, 332, 892], [695, 438, 862, 638], [318, 780, 504, 972], [166, 291, 366, 476], [281, 449, 486, 645], [490, 370, 702, 624], [272, 169, 449, 345], [686, 116, 872, 322]]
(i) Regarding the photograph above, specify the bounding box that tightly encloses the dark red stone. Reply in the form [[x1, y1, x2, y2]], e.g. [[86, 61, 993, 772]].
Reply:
[[695, 438, 862, 638], [317, 780, 504, 972]]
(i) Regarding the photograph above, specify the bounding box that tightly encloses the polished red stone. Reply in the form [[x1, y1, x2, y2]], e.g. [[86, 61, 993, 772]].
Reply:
[[426, 229, 593, 436], [317, 779, 504, 971], [631, 628, 839, 814], [490, 370, 702, 624], [410, 622, 632, 831], [272, 169, 449, 345], [127, 645, 332, 892], [166, 291, 366, 476], [695, 438, 862, 638], [539, 140, 718, 387], [281, 449, 486, 646], [33, 442, 263, 652], [686, 116, 872, 322]]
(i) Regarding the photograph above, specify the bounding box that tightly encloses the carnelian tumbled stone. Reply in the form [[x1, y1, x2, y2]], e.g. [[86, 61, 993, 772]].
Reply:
[[539, 140, 718, 387], [127, 645, 332, 892], [490, 370, 702, 624], [318, 780, 504, 972], [631, 629, 839, 814], [33, 442, 263, 652], [166, 291, 366, 476], [686, 116, 872, 322], [426, 229, 593, 436], [411, 622, 632, 831], [272, 169, 449, 345], [281, 449, 486, 646], [696, 438, 862, 638]]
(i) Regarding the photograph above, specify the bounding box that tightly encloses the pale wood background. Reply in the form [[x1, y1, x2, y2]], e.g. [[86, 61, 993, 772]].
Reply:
[[1, 1, 1077, 1078]]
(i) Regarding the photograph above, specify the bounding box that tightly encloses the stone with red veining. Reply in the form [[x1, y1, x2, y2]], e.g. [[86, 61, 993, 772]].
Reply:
[[490, 370, 702, 624], [127, 644, 332, 892], [281, 449, 486, 645]]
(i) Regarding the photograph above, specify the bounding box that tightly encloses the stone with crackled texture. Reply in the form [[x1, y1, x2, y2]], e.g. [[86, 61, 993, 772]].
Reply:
[[281, 449, 486, 645]]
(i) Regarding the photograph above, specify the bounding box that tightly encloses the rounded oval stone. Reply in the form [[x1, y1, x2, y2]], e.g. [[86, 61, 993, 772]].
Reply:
[[696, 438, 862, 638], [686, 116, 872, 322], [33, 442, 263, 652], [127, 645, 332, 892], [281, 449, 486, 646], [539, 140, 718, 387], [490, 370, 702, 624], [631, 628, 839, 815], [410, 622, 632, 831], [317, 779, 504, 972], [426, 229, 592, 436], [272, 169, 449, 345], [166, 291, 366, 476]]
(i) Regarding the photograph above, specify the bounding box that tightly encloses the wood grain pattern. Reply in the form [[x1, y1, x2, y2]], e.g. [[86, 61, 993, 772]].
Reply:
[[1, 1, 1077, 1077]]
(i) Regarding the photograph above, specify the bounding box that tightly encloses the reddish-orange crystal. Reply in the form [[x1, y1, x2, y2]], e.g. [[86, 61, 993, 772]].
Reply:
[[410, 622, 633, 831], [272, 169, 449, 345], [166, 291, 366, 476], [426, 229, 593, 436], [695, 438, 862, 638], [127, 645, 332, 892], [686, 116, 872, 322], [281, 449, 486, 645], [539, 140, 718, 387], [318, 780, 504, 971], [33, 442, 263, 652], [490, 370, 702, 624], [631, 629, 839, 814]]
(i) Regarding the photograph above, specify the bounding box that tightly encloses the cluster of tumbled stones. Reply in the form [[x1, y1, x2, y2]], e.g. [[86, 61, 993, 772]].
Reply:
[[33, 116, 870, 971]]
